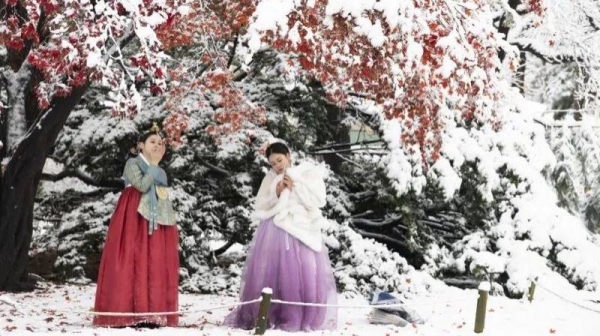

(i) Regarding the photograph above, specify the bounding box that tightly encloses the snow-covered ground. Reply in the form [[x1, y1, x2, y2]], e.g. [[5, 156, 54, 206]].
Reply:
[[1, 278, 598, 335]]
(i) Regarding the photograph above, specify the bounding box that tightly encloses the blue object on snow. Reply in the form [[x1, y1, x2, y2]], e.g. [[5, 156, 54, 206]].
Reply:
[[369, 289, 425, 325]]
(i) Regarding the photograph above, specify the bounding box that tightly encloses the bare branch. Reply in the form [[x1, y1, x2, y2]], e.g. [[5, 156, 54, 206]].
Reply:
[[227, 35, 239, 69], [585, 12, 600, 31], [512, 41, 584, 64]]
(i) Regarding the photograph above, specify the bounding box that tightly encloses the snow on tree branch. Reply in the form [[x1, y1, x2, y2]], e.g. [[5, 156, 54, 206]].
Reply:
[[243, 0, 508, 163], [150, 0, 523, 159], [154, 0, 266, 145], [0, 0, 178, 117], [500, 0, 600, 111]]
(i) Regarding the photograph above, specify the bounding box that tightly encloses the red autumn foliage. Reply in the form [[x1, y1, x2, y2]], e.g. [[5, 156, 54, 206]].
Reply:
[[1, 0, 173, 123], [1, 0, 548, 160], [254, 0, 506, 162]]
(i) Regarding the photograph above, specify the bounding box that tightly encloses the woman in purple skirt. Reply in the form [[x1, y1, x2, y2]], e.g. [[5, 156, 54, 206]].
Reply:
[[224, 142, 338, 332]]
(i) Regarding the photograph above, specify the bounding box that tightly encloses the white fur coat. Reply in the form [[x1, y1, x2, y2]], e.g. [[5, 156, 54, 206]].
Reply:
[[254, 161, 329, 252]]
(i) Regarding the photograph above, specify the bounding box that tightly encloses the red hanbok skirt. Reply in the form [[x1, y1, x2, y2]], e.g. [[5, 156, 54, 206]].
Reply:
[[93, 187, 179, 327]]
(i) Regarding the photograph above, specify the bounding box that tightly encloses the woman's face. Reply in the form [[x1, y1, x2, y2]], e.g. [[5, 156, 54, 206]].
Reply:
[[138, 134, 162, 158], [269, 152, 290, 174]]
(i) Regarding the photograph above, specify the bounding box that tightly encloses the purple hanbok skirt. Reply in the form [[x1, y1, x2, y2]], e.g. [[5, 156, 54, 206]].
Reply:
[[223, 218, 338, 332]]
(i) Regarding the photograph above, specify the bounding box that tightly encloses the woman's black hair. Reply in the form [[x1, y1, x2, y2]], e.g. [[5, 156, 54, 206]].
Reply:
[[129, 125, 163, 157], [265, 142, 290, 158], [137, 130, 162, 144]]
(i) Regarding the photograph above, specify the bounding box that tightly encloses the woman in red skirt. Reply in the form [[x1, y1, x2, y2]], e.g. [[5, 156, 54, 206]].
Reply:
[[93, 123, 179, 328]]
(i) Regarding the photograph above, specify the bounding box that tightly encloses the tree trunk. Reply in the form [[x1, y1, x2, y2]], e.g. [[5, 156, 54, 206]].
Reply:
[[0, 84, 88, 291], [516, 51, 526, 94], [0, 74, 8, 158], [322, 105, 350, 174]]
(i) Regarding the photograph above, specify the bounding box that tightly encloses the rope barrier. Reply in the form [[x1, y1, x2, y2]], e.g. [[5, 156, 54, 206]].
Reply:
[[1, 292, 463, 318], [269, 298, 459, 309], [5, 282, 597, 319], [3, 282, 599, 336], [0, 296, 262, 317], [536, 283, 600, 314]]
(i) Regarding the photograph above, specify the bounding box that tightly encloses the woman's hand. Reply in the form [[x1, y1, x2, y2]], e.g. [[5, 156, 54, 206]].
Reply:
[[151, 141, 166, 165], [276, 180, 286, 197], [283, 174, 294, 190]]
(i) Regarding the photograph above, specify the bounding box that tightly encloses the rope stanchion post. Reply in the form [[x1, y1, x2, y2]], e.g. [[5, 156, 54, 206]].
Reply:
[[528, 279, 537, 303], [474, 281, 490, 334], [255, 288, 272, 335]]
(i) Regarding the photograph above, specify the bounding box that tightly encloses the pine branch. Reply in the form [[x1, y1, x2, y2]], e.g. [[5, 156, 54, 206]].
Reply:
[[310, 147, 387, 155], [41, 169, 122, 189], [418, 218, 466, 234], [351, 216, 405, 229], [311, 139, 384, 151], [353, 229, 407, 248], [349, 190, 377, 201], [33, 216, 61, 222], [198, 159, 230, 176], [211, 238, 237, 256]]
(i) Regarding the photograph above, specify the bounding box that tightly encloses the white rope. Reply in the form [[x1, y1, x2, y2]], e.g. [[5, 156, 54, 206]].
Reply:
[[1, 297, 262, 317], [536, 283, 600, 314], [270, 299, 454, 309]]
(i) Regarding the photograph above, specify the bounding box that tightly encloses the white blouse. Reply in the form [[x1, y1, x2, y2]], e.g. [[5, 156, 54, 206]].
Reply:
[[253, 161, 329, 252]]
